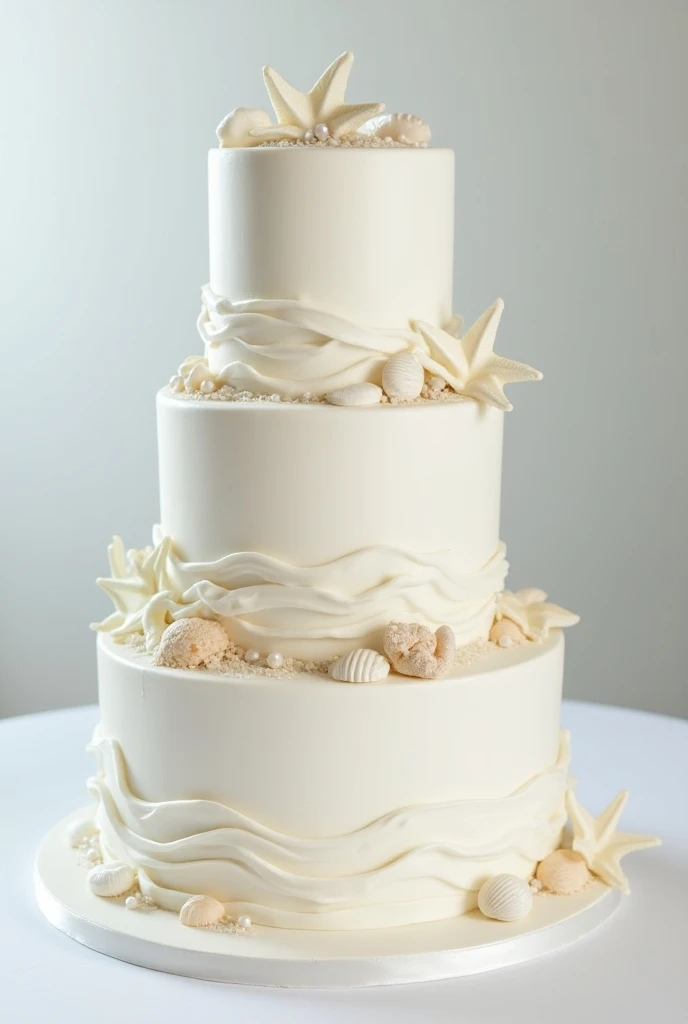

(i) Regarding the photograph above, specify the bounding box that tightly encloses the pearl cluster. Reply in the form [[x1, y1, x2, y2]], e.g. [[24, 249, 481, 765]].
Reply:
[[243, 649, 284, 670]]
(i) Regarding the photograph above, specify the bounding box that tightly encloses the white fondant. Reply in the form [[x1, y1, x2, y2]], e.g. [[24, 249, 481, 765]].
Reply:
[[477, 874, 533, 922], [93, 632, 565, 927], [157, 393, 503, 572], [208, 148, 454, 328], [36, 817, 621, 986]]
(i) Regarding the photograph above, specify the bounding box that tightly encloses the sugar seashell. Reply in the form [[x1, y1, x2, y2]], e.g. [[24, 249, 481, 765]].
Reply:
[[155, 618, 229, 670], [67, 817, 98, 848], [536, 849, 590, 895], [329, 648, 390, 683], [515, 587, 548, 606], [383, 622, 456, 679], [358, 113, 431, 145], [381, 352, 424, 400], [179, 894, 226, 928], [327, 383, 383, 407], [490, 618, 527, 648], [428, 376, 446, 392], [216, 107, 273, 148], [88, 861, 135, 898], [478, 874, 533, 922]]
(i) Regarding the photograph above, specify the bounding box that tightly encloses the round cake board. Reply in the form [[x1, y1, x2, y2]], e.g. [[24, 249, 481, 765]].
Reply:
[[35, 809, 621, 989]]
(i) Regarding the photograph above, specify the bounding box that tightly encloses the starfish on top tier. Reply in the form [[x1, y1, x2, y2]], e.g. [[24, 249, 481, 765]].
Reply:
[[413, 300, 542, 412], [566, 789, 661, 894], [251, 51, 384, 142]]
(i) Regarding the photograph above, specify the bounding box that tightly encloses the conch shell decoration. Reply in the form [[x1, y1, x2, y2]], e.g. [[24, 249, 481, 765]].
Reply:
[[384, 622, 456, 679]]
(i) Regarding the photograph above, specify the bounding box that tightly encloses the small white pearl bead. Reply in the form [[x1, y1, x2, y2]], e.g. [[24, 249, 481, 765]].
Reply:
[[498, 635, 514, 649], [429, 376, 446, 392], [314, 123, 329, 141], [169, 374, 184, 392], [244, 649, 260, 663], [266, 652, 283, 669], [237, 915, 252, 929], [200, 379, 215, 394], [125, 896, 138, 910], [303, 130, 314, 143]]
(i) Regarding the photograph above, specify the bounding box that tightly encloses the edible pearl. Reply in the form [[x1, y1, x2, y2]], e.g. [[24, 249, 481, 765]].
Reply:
[[200, 379, 215, 394], [125, 896, 138, 910], [237, 915, 252, 929], [314, 123, 329, 141], [244, 649, 260, 663], [498, 635, 514, 649], [169, 374, 183, 392], [429, 376, 446, 392], [303, 130, 314, 143], [266, 652, 283, 669]]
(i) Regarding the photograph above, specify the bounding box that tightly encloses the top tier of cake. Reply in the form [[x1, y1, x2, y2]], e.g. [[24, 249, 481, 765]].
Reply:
[[209, 147, 454, 328]]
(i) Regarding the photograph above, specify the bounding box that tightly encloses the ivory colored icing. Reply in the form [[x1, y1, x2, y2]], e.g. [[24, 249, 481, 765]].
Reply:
[[92, 633, 567, 929]]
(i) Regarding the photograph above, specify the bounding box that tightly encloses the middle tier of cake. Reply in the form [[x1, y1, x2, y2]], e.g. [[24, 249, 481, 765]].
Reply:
[[156, 393, 505, 657]]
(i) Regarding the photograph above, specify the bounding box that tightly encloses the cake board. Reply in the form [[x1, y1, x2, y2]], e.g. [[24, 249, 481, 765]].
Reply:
[[35, 809, 621, 989]]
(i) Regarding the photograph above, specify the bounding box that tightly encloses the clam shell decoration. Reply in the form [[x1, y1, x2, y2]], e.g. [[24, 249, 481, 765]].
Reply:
[[381, 352, 425, 401], [490, 618, 528, 649], [536, 849, 590, 895], [383, 622, 456, 679], [329, 648, 390, 683], [327, 383, 383, 407], [67, 817, 98, 848], [216, 107, 273, 148], [88, 861, 136, 898], [179, 894, 226, 928], [478, 874, 533, 922], [359, 113, 431, 145]]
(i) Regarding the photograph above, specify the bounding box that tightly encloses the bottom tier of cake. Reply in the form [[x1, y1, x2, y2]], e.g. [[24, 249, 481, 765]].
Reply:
[[85, 633, 568, 930]]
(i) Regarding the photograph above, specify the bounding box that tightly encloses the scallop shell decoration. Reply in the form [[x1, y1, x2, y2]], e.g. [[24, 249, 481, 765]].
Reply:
[[478, 874, 533, 922], [216, 107, 273, 148], [381, 352, 425, 400], [329, 648, 390, 683], [88, 861, 136, 898], [67, 817, 98, 848], [179, 894, 226, 928], [359, 113, 431, 145], [489, 617, 528, 649], [536, 849, 590, 895], [326, 383, 383, 407]]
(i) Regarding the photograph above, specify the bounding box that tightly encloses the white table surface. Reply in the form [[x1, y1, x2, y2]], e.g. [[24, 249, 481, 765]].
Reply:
[[1, 701, 686, 1023]]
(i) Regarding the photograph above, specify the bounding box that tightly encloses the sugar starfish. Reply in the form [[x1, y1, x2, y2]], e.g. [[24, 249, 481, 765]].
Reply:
[[414, 300, 542, 411], [91, 535, 181, 650], [566, 789, 661, 894], [497, 587, 579, 641], [251, 51, 384, 141]]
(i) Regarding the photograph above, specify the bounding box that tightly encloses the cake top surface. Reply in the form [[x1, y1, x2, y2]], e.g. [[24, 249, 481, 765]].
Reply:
[[216, 51, 432, 150]]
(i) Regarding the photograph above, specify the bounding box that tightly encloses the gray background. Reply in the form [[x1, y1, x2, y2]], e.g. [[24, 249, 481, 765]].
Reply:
[[1, 0, 686, 719]]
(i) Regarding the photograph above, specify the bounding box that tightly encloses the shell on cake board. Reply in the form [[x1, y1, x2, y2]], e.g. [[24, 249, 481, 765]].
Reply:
[[329, 648, 390, 683], [326, 383, 383, 407], [67, 817, 98, 848], [179, 894, 226, 928], [477, 874, 533, 922], [88, 861, 136, 898], [381, 352, 425, 400], [536, 849, 590, 895]]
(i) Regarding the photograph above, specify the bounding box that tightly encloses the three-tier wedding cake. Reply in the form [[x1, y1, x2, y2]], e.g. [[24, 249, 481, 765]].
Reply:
[[43, 54, 658, 970]]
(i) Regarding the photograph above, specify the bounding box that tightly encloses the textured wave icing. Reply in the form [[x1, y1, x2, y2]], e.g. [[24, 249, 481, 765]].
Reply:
[[162, 530, 509, 649], [88, 732, 569, 930], [198, 284, 425, 396]]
